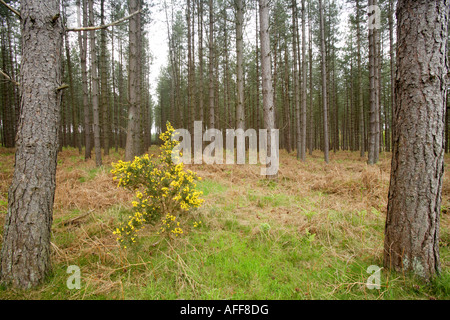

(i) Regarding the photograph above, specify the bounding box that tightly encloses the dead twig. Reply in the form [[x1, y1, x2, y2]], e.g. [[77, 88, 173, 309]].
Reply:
[[59, 209, 94, 227], [66, 10, 140, 32]]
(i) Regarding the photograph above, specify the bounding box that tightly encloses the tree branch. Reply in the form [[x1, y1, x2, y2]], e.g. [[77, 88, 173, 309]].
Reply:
[[0, 69, 20, 86], [56, 84, 70, 91], [66, 10, 140, 32], [0, 0, 21, 19]]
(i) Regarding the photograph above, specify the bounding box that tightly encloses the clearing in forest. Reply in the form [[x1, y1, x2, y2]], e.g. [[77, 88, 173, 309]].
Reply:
[[0, 147, 449, 299]]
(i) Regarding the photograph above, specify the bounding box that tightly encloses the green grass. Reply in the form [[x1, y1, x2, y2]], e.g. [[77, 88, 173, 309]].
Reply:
[[78, 166, 106, 183], [0, 197, 448, 300], [0, 148, 449, 300], [196, 179, 228, 196]]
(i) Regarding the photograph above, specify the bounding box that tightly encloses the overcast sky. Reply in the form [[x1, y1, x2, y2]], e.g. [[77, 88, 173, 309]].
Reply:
[[64, 0, 353, 102], [146, 1, 352, 99]]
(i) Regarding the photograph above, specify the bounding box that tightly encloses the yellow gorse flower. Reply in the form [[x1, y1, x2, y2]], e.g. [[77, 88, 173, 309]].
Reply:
[[110, 121, 205, 246]]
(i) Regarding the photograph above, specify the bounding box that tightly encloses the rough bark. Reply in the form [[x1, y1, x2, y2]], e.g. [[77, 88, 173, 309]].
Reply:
[[384, 0, 449, 281], [0, 0, 63, 289]]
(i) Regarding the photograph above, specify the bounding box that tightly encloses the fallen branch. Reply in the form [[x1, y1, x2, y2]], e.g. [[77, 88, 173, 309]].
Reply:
[[66, 10, 140, 32], [59, 209, 94, 227]]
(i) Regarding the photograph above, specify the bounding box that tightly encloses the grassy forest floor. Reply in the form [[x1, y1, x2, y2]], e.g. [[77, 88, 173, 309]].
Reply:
[[0, 146, 449, 300]]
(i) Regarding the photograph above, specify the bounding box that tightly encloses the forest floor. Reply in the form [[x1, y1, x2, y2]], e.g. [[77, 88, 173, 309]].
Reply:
[[0, 146, 449, 300]]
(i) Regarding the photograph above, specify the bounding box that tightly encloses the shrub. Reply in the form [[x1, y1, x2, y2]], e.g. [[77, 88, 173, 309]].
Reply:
[[111, 122, 204, 247]]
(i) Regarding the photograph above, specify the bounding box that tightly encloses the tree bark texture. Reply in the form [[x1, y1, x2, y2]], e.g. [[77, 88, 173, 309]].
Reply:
[[384, 0, 449, 281], [0, 0, 63, 289]]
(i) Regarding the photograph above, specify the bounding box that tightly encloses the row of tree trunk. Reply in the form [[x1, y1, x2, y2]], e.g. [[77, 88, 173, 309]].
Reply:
[[0, 0, 448, 289]]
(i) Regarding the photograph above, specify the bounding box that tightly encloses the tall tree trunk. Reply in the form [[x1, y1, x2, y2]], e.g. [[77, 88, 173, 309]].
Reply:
[[112, 24, 119, 152], [259, 0, 277, 179], [384, 0, 449, 281], [300, 0, 307, 160], [283, 45, 291, 154], [4, 16, 19, 147], [118, 37, 125, 148], [236, 0, 245, 134], [308, 3, 314, 156], [387, 0, 395, 153], [0, 28, 15, 149], [368, 0, 379, 165], [198, 0, 204, 127], [292, 0, 301, 160], [100, 0, 110, 156], [78, 0, 91, 160], [0, 0, 63, 289], [63, 5, 79, 153], [255, 8, 260, 132], [89, 0, 102, 167], [208, 0, 215, 129], [356, 0, 364, 157], [125, 0, 142, 161], [319, 0, 329, 163], [187, 0, 195, 140]]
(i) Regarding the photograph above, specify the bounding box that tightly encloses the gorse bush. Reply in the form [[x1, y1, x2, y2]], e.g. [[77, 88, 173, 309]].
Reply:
[[111, 122, 204, 247]]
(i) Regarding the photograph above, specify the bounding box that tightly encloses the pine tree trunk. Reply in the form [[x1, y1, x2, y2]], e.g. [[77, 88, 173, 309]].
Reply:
[[292, 0, 301, 160], [255, 9, 260, 132], [368, 0, 379, 165], [236, 0, 245, 134], [198, 0, 204, 127], [100, 0, 110, 156], [300, 0, 307, 161], [125, 0, 142, 161], [319, 0, 329, 163], [78, 0, 91, 160], [259, 0, 277, 179], [187, 0, 195, 140], [388, 0, 395, 153], [283, 45, 291, 154], [0, 29, 15, 149], [208, 0, 215, 129], [63, 5, 79, 153], [356, 0, 364, 157], [111, 24, 119, 152], [0, 0, 63, 289], [384, 0, 449, 281], [308, 7, 314, 156], [89, 0, 102, 167]]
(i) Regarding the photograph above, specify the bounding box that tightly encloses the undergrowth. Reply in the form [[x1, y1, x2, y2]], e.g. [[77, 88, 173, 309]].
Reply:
[[0, 147, 448, 300]]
